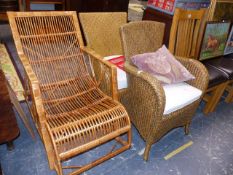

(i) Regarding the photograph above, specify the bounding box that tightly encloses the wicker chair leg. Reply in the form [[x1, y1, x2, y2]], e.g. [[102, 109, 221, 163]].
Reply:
[[143, 143, 152, 161], [41, 127, 56, 170], [184, 123, 190, 135], [56, 161, 63, 175]]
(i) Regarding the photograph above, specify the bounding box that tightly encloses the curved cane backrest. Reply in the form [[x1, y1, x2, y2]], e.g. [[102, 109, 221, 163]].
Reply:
[[79, 12, 127, 57], [120, 20, 165, 62], [8, 11, 131, 175], [169, 8, 207, 58]]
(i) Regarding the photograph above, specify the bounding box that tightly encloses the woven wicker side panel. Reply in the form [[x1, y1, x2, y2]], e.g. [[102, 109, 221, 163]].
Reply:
[[79, 12, 127, 57]]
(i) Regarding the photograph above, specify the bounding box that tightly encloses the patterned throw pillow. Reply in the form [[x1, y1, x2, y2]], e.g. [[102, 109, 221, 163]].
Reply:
[[131, 45, 195, 84]]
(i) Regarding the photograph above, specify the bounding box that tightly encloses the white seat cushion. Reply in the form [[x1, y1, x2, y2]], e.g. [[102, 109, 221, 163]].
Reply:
[[163, 82, 202, 115], [104, 55, 128, 89]]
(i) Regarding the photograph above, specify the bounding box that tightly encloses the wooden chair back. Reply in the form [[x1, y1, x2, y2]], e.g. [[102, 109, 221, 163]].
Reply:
[[169, 8, 207, 59], [79, 12, 127, 57]]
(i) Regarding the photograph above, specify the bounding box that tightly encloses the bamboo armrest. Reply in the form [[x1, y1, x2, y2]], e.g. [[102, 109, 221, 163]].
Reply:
[[20, 54, 46, 123], [176, 56, 209, 92], [81, 46, 118, 69], [81, 46, 118, 100]]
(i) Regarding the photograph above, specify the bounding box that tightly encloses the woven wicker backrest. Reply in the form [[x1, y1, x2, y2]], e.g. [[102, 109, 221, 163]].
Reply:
[[8, 12, 96, 93], [79, 12, 127, 57], [120, 21, 165, 63], [169, 8, 207, 58]]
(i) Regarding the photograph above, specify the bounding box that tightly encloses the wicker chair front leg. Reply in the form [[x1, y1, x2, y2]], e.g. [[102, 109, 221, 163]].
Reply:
[[123, 62, 166, 160]]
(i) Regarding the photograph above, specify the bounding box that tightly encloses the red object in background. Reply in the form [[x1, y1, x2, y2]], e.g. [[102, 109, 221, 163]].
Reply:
[[108, 56, 125, 70], [147, 0, 176, 14]]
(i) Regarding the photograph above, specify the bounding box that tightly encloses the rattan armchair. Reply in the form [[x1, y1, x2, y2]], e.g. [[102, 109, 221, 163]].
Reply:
[[120, 21, 209, 160], [8, 11, 131, 175]]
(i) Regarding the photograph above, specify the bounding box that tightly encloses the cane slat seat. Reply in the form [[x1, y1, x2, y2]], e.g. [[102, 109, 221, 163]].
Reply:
[[8, 11, 131, 175]]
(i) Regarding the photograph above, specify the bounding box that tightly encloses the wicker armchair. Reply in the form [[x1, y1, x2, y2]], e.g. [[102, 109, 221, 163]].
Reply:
[[120, 21, 209, 160], [79, 12, 128, 99], [8, 11, 131, 175]]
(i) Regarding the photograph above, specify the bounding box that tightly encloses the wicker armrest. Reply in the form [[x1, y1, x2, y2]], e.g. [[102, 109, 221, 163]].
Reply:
[[123, 61, 165, 125], [176, 56, 209, 92], [81, 46, 119, 100], [20, 54, 46, 123]]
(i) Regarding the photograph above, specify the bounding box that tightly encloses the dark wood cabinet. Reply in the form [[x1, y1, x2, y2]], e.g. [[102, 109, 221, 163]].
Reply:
[[143, 7, 173, 47], [0, 0, 19, 21], [66, 0, 129, 13], [0, 69, 19, 150]]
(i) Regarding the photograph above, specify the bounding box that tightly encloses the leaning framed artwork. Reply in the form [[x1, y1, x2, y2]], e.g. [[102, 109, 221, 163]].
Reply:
[[224, 26, 233, 55], [207, 0, 233, 21], [199, 21, 231, 61]]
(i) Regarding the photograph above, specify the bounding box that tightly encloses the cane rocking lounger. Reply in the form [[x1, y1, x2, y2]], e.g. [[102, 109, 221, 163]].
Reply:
[[8, 11, 131, 175]]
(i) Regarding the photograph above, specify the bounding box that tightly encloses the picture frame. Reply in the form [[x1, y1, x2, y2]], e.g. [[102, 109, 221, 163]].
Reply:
[[199, 21, 231, 61], [207, 0, 233, 21], [224, 26, 233, 55]]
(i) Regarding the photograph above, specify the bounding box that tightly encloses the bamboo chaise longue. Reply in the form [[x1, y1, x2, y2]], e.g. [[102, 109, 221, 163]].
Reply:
[[7, 11, 131, 175]]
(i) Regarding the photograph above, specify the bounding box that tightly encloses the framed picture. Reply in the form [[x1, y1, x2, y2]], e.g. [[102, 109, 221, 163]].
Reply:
[[224, 26, 233, 55], [199, 21, 231, 61], [208, 0, 233, 22]]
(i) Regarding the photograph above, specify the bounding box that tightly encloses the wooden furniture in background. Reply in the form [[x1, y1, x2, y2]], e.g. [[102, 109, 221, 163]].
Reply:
[[8, 11, 131, 175], [168, 8, 232, 114], [207, 0, 233, 21], [0, 0, 21, 21], [143, 7, 173, 46], [0, 69, 19, 150], [25, 0, 130, 12], [169, 8, 206, 59], [207, 0, 233, 104], [66, 0, 129, 13], [6, 79, 35, 139], [120, 21, 208, 160], [25, 0, 66, 11]]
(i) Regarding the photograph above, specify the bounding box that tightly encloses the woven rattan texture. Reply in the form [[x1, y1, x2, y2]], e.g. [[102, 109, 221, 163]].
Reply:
[[8, 11, 131, 175], [120, 21, 209, 161], [79, 12, 127, 57], [120, 21, 165, 64]]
